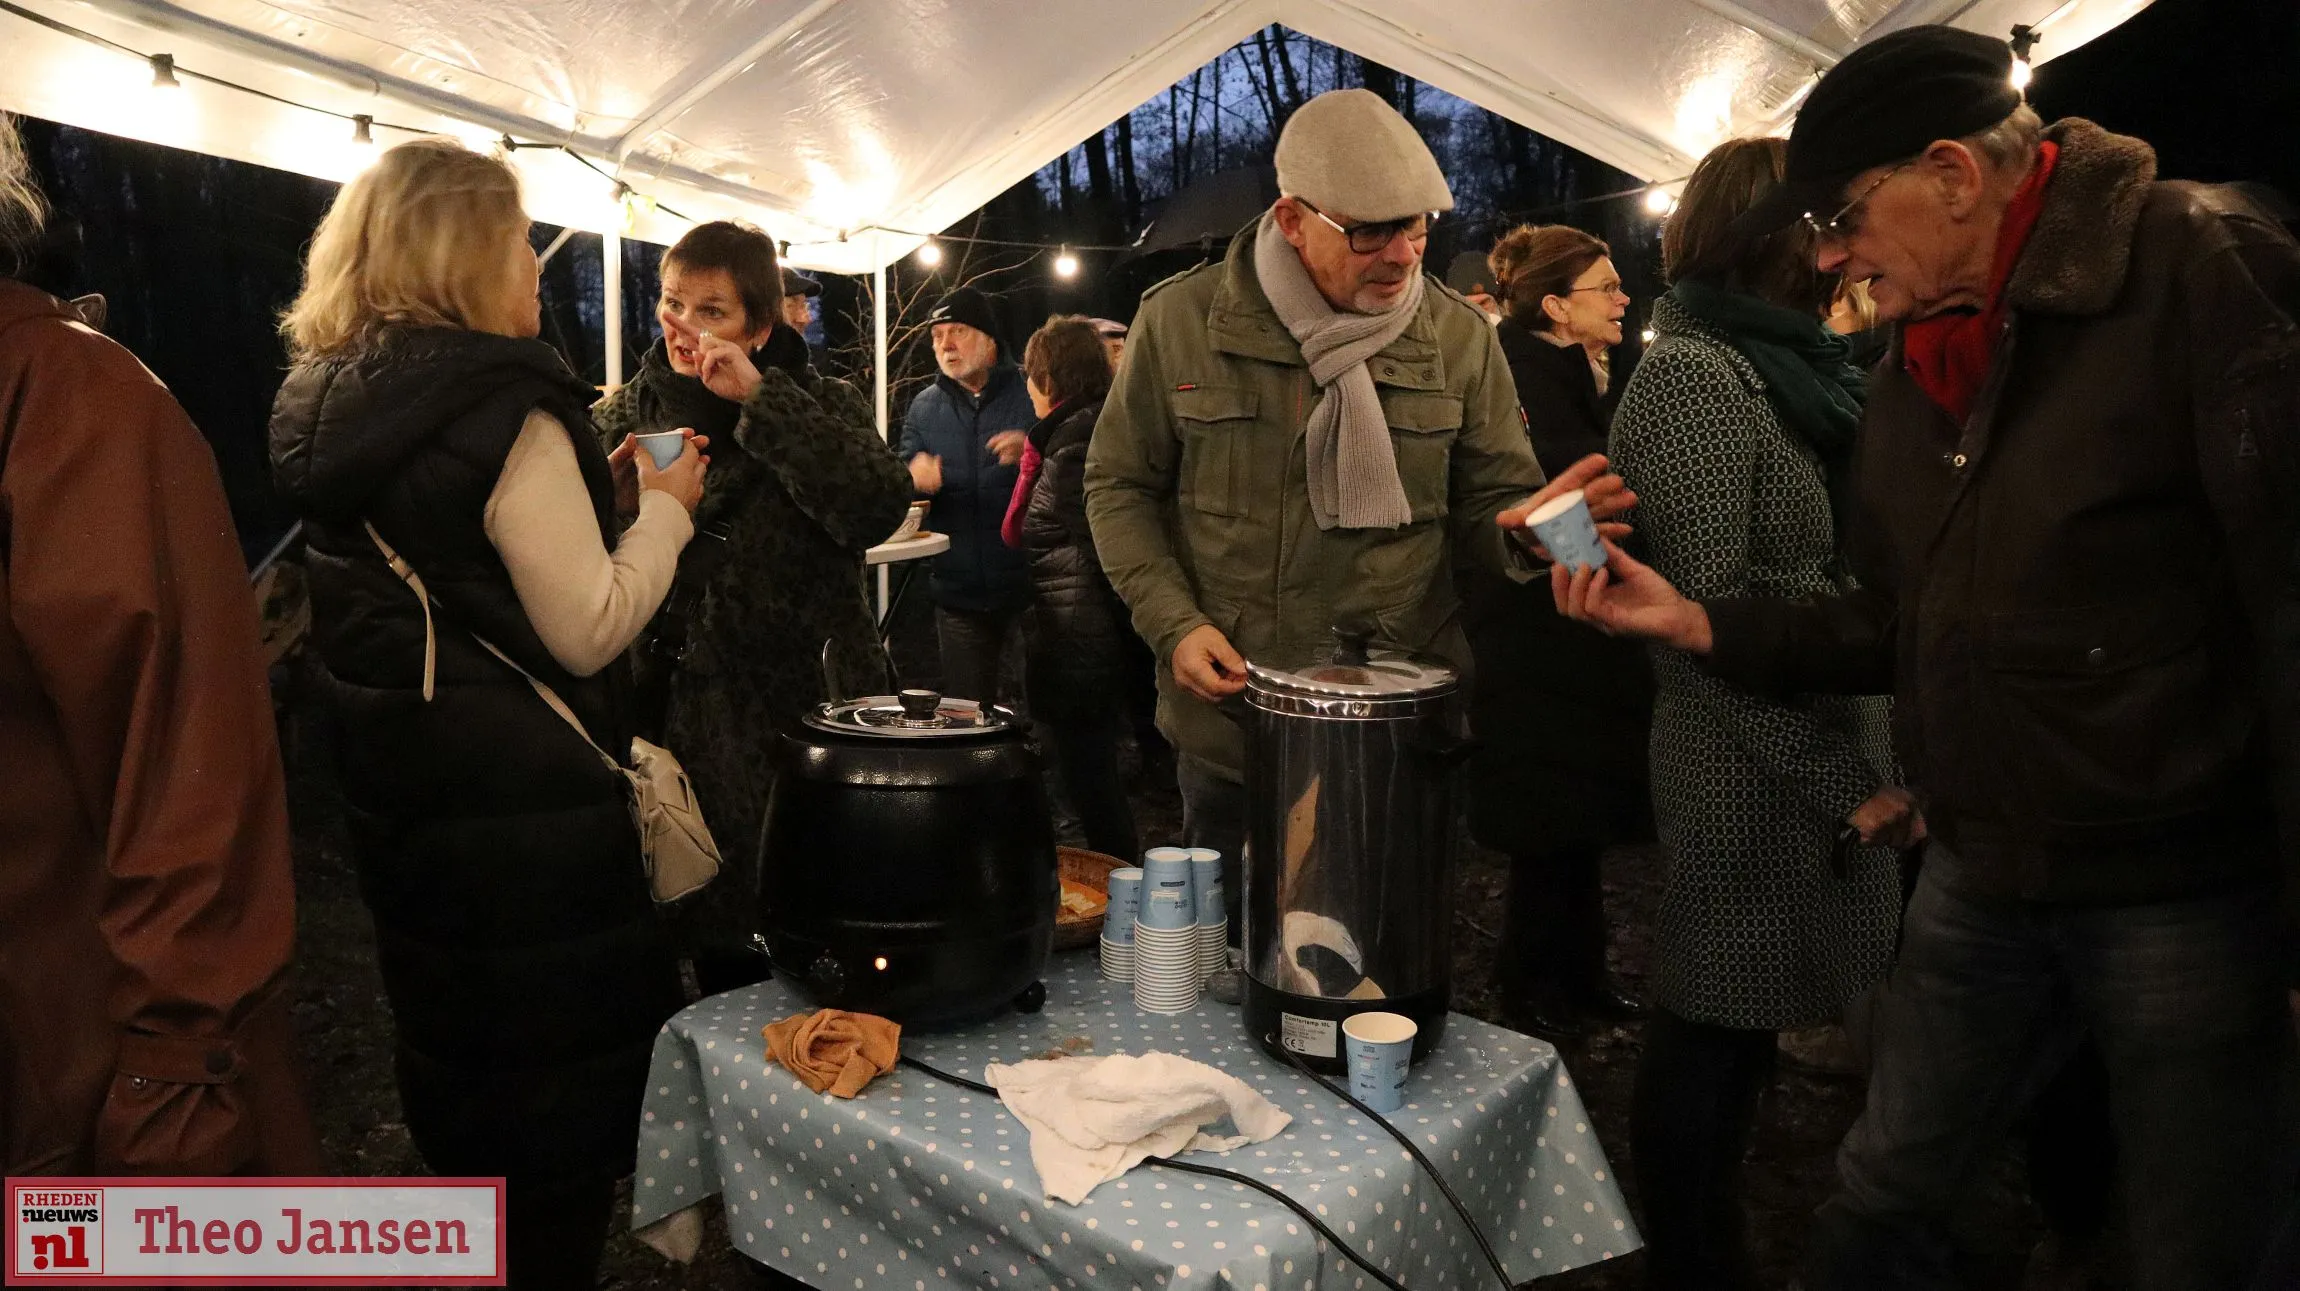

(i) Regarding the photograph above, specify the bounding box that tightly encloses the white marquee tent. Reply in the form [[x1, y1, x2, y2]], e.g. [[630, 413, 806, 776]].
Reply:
[[0, 0, 2151, 402]]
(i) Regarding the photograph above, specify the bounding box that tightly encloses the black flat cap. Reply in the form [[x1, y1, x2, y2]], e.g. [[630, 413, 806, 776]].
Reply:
[[1735, 25, 2024, 235]]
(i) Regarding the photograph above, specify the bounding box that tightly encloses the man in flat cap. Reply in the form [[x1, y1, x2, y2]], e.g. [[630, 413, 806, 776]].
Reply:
[[1555, 25, 2300, 1288], [1087, 88, 1623, 942]]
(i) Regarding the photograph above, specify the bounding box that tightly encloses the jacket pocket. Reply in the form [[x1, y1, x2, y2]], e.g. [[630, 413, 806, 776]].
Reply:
[[1979, 593, 2248, 826], [1173, 385, 1259, 518], [1382, 390, 1462, 522]]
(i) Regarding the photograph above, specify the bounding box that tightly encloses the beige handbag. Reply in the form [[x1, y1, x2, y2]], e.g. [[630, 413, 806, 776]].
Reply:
[[366, 522, 723, 903]]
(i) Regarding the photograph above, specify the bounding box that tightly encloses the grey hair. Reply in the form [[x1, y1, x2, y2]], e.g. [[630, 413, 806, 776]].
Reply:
[[1963, 102, 2045, 172], [0, 114, 48, 278]]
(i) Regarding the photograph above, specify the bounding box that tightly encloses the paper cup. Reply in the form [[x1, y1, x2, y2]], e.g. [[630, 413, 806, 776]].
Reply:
[[1103, 868, 1143, 943], [1140, 849, 1195, 927], [887, 500, 929, 543], [1344, 1011, 1417, 1113], [1186, 848, 1225, 924], [635, 430, 688, 470], [1099, 936, 1134, 982], [1525, 488, 1605, 572], [1195, 919, 1228, 978]]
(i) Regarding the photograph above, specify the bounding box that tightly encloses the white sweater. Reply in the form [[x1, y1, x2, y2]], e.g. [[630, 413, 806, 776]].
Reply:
[[480, 409, 692, 677]]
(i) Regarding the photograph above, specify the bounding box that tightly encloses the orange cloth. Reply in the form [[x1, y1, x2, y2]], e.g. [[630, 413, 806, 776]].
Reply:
[[762, 1009, 902, 1098]]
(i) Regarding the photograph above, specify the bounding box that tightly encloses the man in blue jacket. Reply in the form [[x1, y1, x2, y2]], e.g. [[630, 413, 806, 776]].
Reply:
[[898, 288, 1036, 703]]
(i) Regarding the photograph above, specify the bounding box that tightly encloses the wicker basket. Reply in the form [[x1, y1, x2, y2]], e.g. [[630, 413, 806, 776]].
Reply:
[[1053, 846, 1127, 951]]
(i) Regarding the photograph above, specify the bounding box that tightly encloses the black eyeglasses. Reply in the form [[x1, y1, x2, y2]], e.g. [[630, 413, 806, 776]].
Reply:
[[1804, 163, 1910, 244], [1297, 199, 1437, 255]]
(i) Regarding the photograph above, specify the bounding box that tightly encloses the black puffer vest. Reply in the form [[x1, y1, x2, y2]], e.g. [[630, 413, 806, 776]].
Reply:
[[1022, 398, 1143, 718], [271, 327, 681, 1186]]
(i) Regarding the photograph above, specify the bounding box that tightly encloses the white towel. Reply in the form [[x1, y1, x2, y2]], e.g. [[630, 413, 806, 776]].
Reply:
[[984, 1052, 1292, 1205]]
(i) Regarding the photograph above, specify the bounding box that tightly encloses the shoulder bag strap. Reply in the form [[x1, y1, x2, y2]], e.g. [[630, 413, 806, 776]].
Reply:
[[363, 520, 621, 773]]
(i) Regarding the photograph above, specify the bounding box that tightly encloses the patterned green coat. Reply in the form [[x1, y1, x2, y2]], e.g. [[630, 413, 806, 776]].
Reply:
[[594, 348, 912, 944]]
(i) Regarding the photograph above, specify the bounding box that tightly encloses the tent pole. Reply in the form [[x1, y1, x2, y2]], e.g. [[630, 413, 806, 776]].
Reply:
[[603, 231, 624, 389], [874, 236, 892, 621]]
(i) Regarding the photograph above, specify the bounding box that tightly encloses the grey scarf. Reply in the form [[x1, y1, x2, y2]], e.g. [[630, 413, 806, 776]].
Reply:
[[1253, 213, 1420, 530]]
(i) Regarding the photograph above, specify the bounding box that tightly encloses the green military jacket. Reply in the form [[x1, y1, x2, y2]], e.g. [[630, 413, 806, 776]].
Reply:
[[1084, 226, 1545, 780]]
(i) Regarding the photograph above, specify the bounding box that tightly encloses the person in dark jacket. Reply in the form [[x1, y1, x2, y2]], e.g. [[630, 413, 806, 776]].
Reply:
[[270, 138, 708, 1288], [1463, 223, 1655, 1038], [1013, 315, 1140, 861], [1551, 28, 2300, 1290], [898, 287, 1036, 704], [593, 221, 913, 997]]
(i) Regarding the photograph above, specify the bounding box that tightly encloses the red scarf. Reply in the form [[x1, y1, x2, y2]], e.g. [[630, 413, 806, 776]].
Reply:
[[1901, 141, 2059, 425]]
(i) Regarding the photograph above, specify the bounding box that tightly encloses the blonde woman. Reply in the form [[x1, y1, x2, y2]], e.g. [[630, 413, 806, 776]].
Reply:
[[268, 137, 707, 1288]]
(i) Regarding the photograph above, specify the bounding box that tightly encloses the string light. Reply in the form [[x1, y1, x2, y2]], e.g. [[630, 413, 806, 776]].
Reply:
[[2009, 25, 2038, 91], [915, 240, 943, 268], [1642, 187, 1677, 216], [1052, 245, 1079, 278], [148, 53, 178, 89], [1640, 327, 1657, 344], [351, 114, 373, 145]]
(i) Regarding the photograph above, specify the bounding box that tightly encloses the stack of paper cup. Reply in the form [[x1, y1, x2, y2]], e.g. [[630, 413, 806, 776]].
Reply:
[[1100, 868, 1143, 982], [1133, 848, 1201, 1013], [1187, 847, 1228, 980]]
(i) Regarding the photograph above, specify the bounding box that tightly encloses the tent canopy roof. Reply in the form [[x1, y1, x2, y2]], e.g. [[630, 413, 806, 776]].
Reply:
[[1, 0, 2148, 271]]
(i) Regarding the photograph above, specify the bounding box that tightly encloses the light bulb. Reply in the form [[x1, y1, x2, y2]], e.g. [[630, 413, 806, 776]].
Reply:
[[149, 54, 180, 89], [351, 115, 373, 146], [915, 240, 943, 268], [1053, 247, 1079, 279], [1643, 188, 1675, 216], [2009, 57, 2032, 90], [1640, 328, 1657, 344]]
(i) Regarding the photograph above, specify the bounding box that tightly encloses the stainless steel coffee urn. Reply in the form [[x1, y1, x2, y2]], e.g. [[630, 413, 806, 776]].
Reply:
[[1241, 633, 1467, 1074]]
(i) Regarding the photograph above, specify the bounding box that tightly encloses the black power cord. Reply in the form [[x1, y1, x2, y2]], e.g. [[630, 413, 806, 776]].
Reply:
[[1266, 1036, 1516, 1291], [896, 1055, 1417, 1291]]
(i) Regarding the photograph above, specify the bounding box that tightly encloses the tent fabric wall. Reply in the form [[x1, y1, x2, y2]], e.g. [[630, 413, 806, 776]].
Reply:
[[0, 0, 2151, 273]]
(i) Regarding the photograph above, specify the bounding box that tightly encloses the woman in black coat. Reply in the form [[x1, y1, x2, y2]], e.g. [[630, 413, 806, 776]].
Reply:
[[270, 140, 708, 1287], [1462, 225, 1654, 1037], [1015, 316, 1141, 861]]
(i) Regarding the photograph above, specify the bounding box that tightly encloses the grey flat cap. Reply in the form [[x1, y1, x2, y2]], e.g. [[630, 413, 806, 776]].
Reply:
[[1275, 88, 1454, 223]]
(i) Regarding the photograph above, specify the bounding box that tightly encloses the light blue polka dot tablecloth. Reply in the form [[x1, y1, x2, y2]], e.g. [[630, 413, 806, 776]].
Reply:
[[633, 952, 1639, 1289]]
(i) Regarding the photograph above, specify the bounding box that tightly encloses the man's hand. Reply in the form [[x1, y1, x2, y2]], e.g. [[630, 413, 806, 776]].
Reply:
[[908, 452, 944, 494], [1497, 453, 1637, 547], [1173, 624, 1248, 703], [1848, 786, 1927, 850], [1551, 539, 1714, 654], [695, 332, 764, 402], [988, 430, 1027, 467]]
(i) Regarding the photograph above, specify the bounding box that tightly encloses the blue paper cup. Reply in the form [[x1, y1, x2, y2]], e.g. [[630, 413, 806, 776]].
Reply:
[[635, 430, 688, 470], [1104, 868, 1144, 945], [1185, 848, 1224, 924], [1525, 488, 1605, 572], [1136, 885, 1195, 933], [1141, 847, 1194, 922], [1343, 1011, 1417, 1114]]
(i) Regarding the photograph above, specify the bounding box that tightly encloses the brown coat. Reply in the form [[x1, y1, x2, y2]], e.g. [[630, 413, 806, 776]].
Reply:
[[0, 280, 321, 1176], [1704, 120, 2300, 909]]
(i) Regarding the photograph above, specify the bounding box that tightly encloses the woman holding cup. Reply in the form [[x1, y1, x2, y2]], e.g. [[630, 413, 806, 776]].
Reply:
[[1604, 137, 1914, 1290], [270, 137, 706, 1286], [592, 221, 913, 996]]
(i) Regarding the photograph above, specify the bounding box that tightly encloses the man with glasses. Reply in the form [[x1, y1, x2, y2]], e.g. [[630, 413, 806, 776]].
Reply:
[[1087, 87, 1622, 938], [1551, 24, 2300, 1290]]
